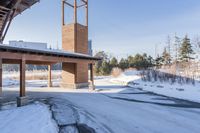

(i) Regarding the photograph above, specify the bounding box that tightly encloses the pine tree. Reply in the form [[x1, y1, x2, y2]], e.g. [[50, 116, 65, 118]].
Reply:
[[155, 56, 163, 67], [110, 57, 118, 68], [119, 58, 129, 70], [162, 47, 171, 65], [179, 35, 194, 62], [100, 60, 111, 75]]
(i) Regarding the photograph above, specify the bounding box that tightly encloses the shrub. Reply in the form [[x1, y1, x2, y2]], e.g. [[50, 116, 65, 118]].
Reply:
[[111, 67, 122, 77]]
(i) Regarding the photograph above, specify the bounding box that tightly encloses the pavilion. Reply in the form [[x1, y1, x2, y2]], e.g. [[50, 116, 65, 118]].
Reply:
[[0, 0, 100, 106]]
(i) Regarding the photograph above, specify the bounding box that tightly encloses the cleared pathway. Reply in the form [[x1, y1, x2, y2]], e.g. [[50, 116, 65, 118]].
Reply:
[[1, 77, 200, 133]]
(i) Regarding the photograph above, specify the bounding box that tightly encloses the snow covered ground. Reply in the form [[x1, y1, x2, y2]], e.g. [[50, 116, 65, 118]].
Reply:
[[0, 102, 58, 133], [111, 70, 200, 103], [1, 71, 200, 133]]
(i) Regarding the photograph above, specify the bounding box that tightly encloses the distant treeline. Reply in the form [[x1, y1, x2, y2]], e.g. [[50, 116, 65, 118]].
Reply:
[[94, 34, 200, 75]]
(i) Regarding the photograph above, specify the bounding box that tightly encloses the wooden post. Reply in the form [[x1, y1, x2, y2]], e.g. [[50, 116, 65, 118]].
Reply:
[[86, 0, 88, 26], [48, 65, 52, 87], [74, 0, 77, 23], [0, 58, 2, 97], [20, 59, 26, 97], [89, 63, 95, 90], [62, 0, 65, 25]]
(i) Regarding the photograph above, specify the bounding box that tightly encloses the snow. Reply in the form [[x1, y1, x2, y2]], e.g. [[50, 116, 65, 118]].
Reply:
[[1, 71, 200, 133], [110, 70, 200, 103], [0, 102, 58, 133], [57, 78, 200, 133]]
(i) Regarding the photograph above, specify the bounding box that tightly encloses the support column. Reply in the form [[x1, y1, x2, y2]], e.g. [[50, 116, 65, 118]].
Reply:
[[61, 62, 89, 89], [17, 59, 28, 107], [0, 58, 2, 97], [20, 59, 26, 97], [48, 65, 52, 87], [89, 63, 95, 90]]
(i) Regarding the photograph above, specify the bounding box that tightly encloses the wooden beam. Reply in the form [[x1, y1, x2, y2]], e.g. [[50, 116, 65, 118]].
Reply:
[[0, 51, 96, 64], [81, 0, 87, 4], [77, 4, 86, 8], [62, 0, 65, 25], [63, 1, 74, 8], [0, 10, 11, 42], [1, 9, 15, 42], [0, 6, 10, 11], [86, 0, 88, 26], [48, 65, 52, 87], [74, 0, 77, 23], [20, 59, 26, 97]]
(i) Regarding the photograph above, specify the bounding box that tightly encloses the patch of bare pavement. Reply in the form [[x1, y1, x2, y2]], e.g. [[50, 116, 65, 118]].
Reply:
[[45, 98, 96, 133], [37, 98, 111, 133]]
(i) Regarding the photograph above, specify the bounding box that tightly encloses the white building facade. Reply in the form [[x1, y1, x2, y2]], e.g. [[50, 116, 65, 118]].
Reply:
[[9, 40, 47, 50]]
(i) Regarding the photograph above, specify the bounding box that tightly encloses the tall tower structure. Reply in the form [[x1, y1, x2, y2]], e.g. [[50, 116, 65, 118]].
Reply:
[[61, 0, 89, 89]]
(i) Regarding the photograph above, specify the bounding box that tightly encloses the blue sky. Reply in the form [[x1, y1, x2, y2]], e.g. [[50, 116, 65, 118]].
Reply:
[[4, 0, 200, 58]]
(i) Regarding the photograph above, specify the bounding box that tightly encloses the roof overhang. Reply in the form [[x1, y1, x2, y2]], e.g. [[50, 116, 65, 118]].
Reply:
[[0, 44, 101, 62], [0, 0, 39, 43]]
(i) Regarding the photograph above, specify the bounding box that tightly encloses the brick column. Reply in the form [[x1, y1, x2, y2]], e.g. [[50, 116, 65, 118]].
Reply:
[[0, 58, 2, 97], [48, 65, 52, 87], [20, 59, 26, 97]]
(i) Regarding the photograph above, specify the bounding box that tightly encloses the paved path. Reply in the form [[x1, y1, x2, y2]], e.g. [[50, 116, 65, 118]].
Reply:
[[1, 78, 200, 133]]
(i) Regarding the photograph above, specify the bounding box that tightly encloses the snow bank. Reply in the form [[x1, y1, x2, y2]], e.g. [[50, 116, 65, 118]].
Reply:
[[0, 102, 58, 133], [111, 70, 200, 103], [3, 78, 18, 86], [110, 70, 141, 85]]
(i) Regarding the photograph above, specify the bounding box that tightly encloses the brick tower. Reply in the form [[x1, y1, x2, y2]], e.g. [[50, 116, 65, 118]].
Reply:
[[61, 0, 89, 89]]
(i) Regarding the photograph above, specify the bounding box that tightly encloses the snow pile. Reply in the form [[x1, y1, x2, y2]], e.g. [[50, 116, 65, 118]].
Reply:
[[110, 70, 141, 85], [3, 78, 18, 86], [0, 102, 58, 133], [111, 70, 200, 103]]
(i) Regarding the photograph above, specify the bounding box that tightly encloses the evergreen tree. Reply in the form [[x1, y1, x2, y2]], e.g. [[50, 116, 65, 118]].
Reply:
[[127, 56, 134, 67], [119, 58, 129, 70], [147, 55, 154, 67], [94, 51, 109, 75], [179, 35, 194, 62], [162, 47, 171, 65], [100, 60, 111, 75], [110, 57, 118, 68], [155, 56, 163, 67]]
